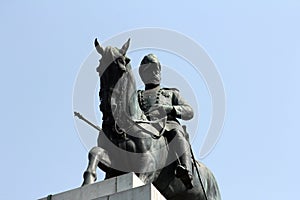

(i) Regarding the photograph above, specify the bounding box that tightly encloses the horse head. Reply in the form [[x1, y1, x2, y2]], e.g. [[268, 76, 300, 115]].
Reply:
[[95, 38, 131, 76], [95, 38, 144, 130]]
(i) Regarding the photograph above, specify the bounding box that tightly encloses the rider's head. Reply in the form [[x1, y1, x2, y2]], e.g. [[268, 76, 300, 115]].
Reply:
[[139, 54, 161, 86]]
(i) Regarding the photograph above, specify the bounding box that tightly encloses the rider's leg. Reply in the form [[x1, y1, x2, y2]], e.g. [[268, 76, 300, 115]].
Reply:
[[178, 130, 193, 175], [165, 128, 193, 189], [175, 130, 194, 189]]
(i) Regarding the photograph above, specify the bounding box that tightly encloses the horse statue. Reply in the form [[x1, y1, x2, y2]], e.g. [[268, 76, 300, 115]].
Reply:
[[80, 38, 221, 200]]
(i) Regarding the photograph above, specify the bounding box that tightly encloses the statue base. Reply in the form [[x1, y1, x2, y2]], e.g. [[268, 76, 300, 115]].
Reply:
[[39, 172, 166, 200]]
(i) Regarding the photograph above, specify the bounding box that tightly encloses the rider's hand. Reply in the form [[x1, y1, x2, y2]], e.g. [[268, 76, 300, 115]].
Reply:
[[147, 105, 174, 116], [161, 105, 174, 114]]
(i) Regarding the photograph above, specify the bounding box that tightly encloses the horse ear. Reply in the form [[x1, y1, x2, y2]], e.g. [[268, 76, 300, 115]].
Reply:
[[94, 38, 104, 55], [121, 38, 130, 55]]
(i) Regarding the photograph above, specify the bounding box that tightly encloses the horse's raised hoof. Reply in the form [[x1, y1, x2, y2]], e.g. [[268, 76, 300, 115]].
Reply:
[[175, 165, 194, 190], [81, 171, 96, 186]]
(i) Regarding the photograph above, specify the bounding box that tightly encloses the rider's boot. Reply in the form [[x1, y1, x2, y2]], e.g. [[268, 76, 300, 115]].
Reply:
[[175, 151, 194, 189]]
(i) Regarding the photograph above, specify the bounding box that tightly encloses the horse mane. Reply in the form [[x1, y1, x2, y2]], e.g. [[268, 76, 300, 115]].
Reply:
[[97, 46, 144, 123]]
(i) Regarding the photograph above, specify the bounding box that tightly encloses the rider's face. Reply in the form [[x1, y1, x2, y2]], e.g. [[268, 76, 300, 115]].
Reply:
[[139, 63, 161, 85]]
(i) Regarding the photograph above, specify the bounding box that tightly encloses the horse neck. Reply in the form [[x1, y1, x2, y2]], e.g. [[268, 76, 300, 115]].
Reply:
[[123, 69, 145, 121], [115, 68, 144, 122], [99, 64, 144, 125], [99, 66, 122, 123]]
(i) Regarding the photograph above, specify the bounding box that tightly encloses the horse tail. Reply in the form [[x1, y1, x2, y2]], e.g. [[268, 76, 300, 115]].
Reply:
[[195, 161, 222, 200]]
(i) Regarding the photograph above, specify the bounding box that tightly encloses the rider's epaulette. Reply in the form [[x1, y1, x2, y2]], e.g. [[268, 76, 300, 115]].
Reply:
[[162, 87, 179, 92], [137, 90, 143, 105], [160, 88, 179, 98]]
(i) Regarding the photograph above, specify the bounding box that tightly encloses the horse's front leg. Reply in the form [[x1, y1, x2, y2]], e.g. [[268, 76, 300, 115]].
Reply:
[[82, 147, 103, 186]]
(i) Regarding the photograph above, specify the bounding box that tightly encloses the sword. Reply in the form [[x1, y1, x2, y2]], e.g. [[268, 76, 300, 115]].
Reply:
[[74, 111, 102, 132], [182, 125, 208, 200]]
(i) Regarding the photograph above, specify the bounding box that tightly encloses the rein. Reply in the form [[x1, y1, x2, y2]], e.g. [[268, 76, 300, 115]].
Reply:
[[110, 70, 168, 139], [113, 94, 168, 139]]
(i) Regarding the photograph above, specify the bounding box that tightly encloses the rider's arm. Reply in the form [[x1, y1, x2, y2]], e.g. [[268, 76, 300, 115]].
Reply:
[[171, 90, 194, 120]]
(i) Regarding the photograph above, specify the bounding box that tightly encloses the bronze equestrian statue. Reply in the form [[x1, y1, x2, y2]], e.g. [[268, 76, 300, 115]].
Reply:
[[80, 38, 221, 200]]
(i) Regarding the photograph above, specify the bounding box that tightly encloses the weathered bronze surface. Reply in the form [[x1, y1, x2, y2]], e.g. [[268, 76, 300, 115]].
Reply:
[[81, 38, 221, 200]]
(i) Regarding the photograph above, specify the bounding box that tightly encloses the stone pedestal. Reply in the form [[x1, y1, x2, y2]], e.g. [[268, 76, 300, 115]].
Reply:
[[39, 173, 166, 200]]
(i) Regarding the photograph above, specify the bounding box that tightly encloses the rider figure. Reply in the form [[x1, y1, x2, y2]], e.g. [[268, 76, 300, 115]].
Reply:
[[138, 54, 194, 189]]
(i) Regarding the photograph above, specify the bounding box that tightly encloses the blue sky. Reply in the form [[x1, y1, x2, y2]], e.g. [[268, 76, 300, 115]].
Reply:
[[0, 1, 299, 199]]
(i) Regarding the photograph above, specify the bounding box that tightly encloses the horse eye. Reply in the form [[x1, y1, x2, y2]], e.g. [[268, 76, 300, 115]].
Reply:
[[117, 57, 125, 65]]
